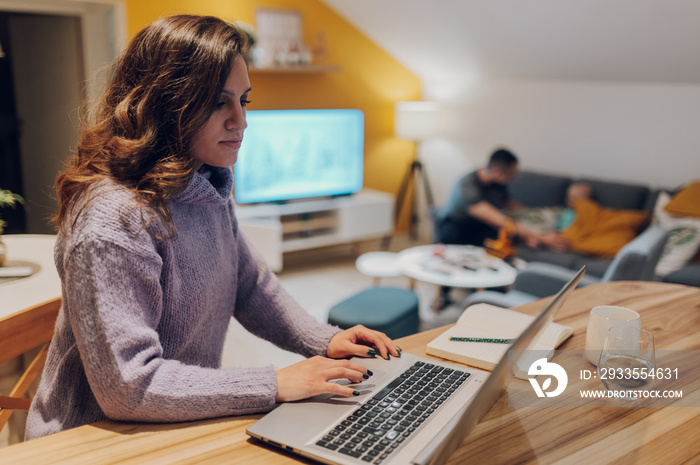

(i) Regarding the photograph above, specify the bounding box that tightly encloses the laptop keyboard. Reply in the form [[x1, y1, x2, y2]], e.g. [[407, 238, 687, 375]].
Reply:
[[315, 361, 471, 464]]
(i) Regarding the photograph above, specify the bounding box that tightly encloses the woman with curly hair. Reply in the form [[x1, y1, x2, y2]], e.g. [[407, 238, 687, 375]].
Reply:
[[26, 14, 399, 440]]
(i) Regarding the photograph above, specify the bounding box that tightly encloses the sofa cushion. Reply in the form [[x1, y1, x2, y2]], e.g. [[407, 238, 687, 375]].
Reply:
[[517, 246, 611, 278], [516, 246, 579, 269], [664, 180, 700, 218], [576, 177, 651, 211], [662, 263, 700, 287], [569, 256, 612, 278], [652, 192, 700, 276], [510, 171, 572, 207]]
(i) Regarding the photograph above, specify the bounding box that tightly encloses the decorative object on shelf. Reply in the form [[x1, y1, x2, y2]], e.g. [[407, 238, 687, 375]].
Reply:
[[0, 39, 5, 58], [381, 101, 442, 249], [0, 188, 24, 266], [252, 8, 317, 70], [235, 21, 337, 74], [484, 220, 518, 260], [312, 29, 329, 64], [245, 12, 338, 74]]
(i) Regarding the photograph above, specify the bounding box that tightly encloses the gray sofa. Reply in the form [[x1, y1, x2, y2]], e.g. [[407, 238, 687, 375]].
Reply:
[[509, 170, 665, 279], [461, 169, 687, 308], [663, 263, 700, 287], [458, 169, 700, 309], [465, 225, 670, 309]]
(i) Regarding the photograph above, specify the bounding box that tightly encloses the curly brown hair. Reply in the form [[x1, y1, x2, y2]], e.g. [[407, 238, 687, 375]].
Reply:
[[54, 15, 248, 235]]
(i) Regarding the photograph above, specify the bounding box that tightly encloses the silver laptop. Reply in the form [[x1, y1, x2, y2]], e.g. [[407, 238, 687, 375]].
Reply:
[[247, 266, 586, 465]]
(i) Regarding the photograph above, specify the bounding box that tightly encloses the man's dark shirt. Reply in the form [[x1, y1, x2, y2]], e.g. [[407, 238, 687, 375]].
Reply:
[[434, 171, 511, 245]]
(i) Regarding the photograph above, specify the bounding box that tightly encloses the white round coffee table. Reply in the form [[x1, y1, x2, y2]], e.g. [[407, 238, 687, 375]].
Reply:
[[397, 244, 517, 289]]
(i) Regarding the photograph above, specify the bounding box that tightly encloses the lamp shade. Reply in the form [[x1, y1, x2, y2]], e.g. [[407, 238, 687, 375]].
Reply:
[[394, 101, 441, 141]]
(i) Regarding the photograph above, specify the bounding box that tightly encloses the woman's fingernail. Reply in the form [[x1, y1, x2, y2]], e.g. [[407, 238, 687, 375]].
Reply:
[[367, 349, 376, 357], [367, 370, 374, 376], [362, 373, 369, 379], [397, 346, 402, 352], [353, 390, 361, 396]]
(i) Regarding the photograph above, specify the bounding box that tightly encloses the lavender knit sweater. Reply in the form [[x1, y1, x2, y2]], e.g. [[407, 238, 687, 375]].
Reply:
[[25, 166, 340, 440]]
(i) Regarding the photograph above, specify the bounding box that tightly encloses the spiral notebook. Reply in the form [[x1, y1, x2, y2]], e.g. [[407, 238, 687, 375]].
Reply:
[[426, 303, 573, 372]]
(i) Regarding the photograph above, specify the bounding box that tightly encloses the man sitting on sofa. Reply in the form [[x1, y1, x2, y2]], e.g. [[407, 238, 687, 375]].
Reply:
[[435, 148, 569, 251], [433, 149, 569, 309]]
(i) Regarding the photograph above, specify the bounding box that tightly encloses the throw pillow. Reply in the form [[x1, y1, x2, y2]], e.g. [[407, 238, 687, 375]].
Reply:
[[664, 180, 700, 218], [561, 198, 649, 258], [652, 191, 700, 276]]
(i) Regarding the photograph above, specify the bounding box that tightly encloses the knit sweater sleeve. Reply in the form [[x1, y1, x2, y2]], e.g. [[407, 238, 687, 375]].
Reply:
[[62, 236, 278, 422], [231, 222, 342, 358]]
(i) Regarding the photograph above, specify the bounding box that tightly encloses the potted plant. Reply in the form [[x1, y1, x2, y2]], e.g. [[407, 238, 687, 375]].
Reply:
[[0, 188, 24, 266]]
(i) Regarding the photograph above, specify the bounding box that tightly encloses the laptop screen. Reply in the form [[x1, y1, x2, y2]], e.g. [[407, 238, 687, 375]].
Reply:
[[418, 266, 586, 465]]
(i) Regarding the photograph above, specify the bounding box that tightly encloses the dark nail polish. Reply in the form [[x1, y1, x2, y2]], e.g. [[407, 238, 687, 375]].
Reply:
[[353, 390, 360, 396], [367, 370, 374, 376], [362, 373, 369, 379], [367, 349, 376, 357], [397, 346, 402, 352]]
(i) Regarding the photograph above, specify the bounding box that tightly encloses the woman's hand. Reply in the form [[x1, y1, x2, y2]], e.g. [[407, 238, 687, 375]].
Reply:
[[275, 356, 371, 402], [326, 325, 401, 360]]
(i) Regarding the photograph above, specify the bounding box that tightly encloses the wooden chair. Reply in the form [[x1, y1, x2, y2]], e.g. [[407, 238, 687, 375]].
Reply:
[[0, 297, 61, 432]]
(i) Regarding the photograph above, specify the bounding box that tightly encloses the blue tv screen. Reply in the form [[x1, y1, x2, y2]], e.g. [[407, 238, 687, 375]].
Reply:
[[234, 109, 365, 204]]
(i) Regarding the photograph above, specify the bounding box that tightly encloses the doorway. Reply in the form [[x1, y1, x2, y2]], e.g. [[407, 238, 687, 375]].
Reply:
[[0, 13, 24, 233], [0, 1, 124, 234]]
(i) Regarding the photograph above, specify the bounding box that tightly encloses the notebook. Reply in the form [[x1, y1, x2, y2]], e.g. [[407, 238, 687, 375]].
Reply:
[[426, 303, 573, 372], [246, 266, 585, 465]]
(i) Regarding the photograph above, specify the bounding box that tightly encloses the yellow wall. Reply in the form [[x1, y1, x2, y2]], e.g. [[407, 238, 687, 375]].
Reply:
[[122, 0, 421, 231]]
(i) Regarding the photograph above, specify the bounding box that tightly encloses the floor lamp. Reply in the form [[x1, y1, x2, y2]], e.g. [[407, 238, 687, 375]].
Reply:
[[381, 101, 441, 250]]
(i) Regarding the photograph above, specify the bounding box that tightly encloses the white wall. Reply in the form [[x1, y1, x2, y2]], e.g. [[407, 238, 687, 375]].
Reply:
[[422, 79, 700, 207]]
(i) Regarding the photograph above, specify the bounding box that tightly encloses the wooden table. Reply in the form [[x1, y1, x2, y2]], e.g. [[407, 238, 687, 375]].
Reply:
[[3, 281, 700, 464], [0, 234, 60, 446]]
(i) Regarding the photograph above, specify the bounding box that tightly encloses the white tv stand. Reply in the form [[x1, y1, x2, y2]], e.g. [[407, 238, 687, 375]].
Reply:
[[235, 189, 394, 271]]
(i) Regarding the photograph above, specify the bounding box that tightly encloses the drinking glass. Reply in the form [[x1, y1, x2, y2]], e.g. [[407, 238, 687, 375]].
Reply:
[[597, 325, 655, 400]]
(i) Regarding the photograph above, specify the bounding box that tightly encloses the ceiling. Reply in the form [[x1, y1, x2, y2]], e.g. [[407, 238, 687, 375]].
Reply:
[[322, 0, 700, 94]]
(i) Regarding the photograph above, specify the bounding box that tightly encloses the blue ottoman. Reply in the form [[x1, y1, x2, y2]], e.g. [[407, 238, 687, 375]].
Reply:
[[327, 287, 420, 339]]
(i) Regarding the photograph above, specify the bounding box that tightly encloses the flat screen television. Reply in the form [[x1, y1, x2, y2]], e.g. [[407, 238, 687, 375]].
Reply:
[[234, 109, 365, 204]]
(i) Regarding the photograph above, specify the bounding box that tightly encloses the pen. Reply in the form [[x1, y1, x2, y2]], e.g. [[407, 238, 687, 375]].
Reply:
[[449, 337, 515, 344]]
